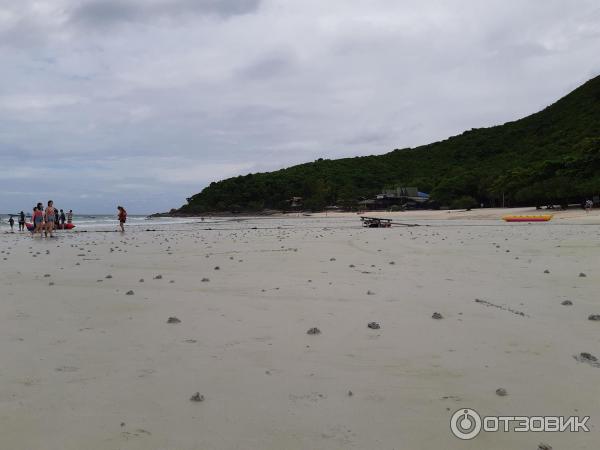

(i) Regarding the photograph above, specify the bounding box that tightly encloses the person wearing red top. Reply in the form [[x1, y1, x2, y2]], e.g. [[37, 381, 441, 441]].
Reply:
[[117, 206, 127, 232], [45, 200, 56, 238]]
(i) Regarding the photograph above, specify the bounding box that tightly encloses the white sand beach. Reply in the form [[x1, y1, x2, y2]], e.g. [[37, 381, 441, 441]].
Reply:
[[1, 209, 599, 449]]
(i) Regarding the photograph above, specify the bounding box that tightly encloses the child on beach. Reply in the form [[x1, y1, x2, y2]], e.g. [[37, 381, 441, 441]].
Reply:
[[8, 215, 14, 232], [45, 200, 56, 238], [117, 206, 127, 232]]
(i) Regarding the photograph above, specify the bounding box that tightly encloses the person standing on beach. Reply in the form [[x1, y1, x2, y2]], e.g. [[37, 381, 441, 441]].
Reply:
[[67, 210, 73, 224], [60, 209, 66, 228], [18, 211, 25, 231], [45, 200, 56, 238], [32, 205, 44, 237], [8, 215, 14, 232], [117, 206, 127, 232]]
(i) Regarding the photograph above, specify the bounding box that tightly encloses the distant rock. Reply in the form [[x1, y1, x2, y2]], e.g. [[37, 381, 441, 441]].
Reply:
[[307, 327, 321, 335], [367, 322, 381, 330], [574, 352, 600, 367], [432, 312, 443, 320], [167, 317, 181, 324], [495, 388, 507, 397], [578, 352, 597, 361], [561, 300, 573, 306], [125, 290, 134, 295], [190, 392, 205, 402], [588, 314, 600, 321]]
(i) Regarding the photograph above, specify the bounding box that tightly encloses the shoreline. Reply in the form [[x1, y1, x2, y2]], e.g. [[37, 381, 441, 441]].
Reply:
[[153, 206, 600, 224]]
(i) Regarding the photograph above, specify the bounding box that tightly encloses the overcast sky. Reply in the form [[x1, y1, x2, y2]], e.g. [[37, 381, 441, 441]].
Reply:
[[1, 0, 599, 214]]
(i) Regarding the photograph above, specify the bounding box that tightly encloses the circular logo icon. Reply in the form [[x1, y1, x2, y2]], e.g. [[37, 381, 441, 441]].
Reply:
[[450, 408, 482, 440]]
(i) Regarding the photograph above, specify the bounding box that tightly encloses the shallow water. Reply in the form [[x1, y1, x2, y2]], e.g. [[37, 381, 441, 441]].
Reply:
[[0, 214, 207, 231]]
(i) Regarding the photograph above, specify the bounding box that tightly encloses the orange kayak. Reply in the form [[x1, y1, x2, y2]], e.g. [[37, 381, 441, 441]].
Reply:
[[502, 215, 553, 222]]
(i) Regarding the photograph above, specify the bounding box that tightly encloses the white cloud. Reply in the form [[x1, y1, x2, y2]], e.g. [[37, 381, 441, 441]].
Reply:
[[0, 93, 84, 111]]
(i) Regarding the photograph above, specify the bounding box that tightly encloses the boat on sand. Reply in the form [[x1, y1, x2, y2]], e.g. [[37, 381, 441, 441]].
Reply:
[[502, 215, 553, 222]]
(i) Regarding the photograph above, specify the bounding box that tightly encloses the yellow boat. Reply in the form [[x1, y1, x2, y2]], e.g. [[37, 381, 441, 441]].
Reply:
[[502, 215, 553, 222]]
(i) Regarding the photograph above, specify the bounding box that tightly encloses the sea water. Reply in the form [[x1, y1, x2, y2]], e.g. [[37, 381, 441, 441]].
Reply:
[[0, 214, 203, 231]]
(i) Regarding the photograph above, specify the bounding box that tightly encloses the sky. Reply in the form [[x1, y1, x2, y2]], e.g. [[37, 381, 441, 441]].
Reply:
[[0, 0, 599, 214]]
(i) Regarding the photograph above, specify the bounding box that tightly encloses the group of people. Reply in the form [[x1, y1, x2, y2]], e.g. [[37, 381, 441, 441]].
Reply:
[[6, 204, 127, 235], [28, 201, 73, 238], [6, 202, 73, 237]]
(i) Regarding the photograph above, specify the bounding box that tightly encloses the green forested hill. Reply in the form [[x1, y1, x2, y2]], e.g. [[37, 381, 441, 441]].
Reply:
[[177, 75, 600, 213]]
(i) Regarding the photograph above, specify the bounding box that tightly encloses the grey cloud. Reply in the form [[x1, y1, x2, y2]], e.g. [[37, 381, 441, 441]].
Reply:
[[181, 0, 262, 17], [70, 0, 262, 27], [236, 53, 294, 80], [70, 1, 139, 26]]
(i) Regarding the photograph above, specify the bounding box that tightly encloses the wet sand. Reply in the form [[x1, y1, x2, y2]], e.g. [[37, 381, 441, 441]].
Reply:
[[1, 210, 599, 449]]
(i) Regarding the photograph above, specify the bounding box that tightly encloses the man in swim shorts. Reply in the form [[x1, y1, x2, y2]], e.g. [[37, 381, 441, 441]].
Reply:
[[18, 211, 25, 231]]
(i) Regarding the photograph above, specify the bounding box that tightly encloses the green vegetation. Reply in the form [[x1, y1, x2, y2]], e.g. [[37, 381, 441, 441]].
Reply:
[[450, 195, 479, 210], [177, 75, 600, 213]]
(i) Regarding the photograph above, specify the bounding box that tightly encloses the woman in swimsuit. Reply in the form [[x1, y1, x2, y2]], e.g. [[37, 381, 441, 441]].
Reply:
[[45, 200, 56, 237], [117, 206, 127, 232], [32, 205, 44, 237]]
